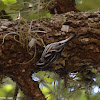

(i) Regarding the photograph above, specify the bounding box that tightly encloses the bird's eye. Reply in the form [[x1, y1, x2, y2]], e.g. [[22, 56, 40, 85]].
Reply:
[[59, 43, 64, 46], [59, 43, 62, 45]]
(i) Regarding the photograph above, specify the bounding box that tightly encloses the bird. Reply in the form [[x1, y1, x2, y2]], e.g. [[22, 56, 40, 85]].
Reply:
[[36, 34, 76, 68]]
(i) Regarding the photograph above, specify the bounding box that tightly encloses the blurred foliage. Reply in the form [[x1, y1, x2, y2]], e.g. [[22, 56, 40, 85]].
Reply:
[[0, 77, 24, 100], [0, 72, 100, 100], [32, 69, 100, 100], [2, 0, 16, 4], [0, 77, 15, 97], [0, 0, 52, 20], [0, 0, 100, 20], [76, 0, 100, 11]]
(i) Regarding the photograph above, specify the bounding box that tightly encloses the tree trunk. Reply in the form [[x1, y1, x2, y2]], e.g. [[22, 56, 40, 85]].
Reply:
[[0, 11, 100, 99]]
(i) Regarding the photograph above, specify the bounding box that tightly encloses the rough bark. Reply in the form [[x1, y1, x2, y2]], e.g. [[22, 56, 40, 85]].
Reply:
[[0, 11, 100, 99]]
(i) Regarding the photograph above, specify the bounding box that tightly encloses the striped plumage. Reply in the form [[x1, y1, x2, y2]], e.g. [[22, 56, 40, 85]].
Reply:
[[36, 34, 76, 68]]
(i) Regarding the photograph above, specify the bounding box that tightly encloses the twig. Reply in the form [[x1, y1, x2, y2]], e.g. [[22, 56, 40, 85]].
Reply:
[[1, 32, 20, 45], [31, 30, 47, 33], [13, 85, 19, 100], [28, 20, 33, 34]]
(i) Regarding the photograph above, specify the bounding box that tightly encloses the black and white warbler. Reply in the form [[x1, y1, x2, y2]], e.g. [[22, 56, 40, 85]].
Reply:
[[36, 34, 76, 68]]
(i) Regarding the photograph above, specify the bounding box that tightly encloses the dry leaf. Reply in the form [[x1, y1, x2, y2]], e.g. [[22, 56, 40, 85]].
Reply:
[[28, 38, 36, 48]]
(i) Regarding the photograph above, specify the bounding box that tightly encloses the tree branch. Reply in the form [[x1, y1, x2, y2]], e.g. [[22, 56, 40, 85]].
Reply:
[[0, 11, 100, 99]]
